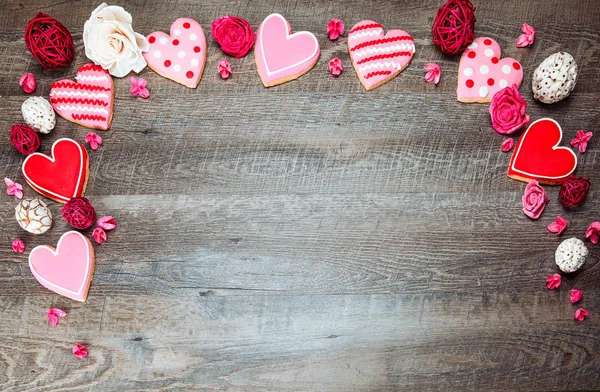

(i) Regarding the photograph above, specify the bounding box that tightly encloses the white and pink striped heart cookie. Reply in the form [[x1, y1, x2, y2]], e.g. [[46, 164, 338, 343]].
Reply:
[[457, 37, 523, 103], [348, 20, 415, 91], [50, 63, 114, 130]]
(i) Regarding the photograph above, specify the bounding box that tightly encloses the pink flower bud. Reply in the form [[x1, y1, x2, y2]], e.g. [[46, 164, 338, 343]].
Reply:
[[19, 73, 37, 93], [12, 238, 24, 253], [570, 289, 582, 304]]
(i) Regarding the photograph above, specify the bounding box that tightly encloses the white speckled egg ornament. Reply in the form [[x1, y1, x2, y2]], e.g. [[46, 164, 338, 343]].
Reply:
[[21, 96, 55, 134], [555, 237, 588, 273], [532, 52, 577, 104], [15, 198, 53, 234]]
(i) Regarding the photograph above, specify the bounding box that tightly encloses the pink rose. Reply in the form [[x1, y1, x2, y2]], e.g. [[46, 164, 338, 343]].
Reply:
[[522, 180, 549, 219], [489, 84, 530, 134], [211, 16, 255, 58]]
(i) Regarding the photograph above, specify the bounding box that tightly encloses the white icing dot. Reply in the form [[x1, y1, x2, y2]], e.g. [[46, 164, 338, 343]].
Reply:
[[480, 65, 490, 75], [502, 65, 511, 74], [499, 79, 508, 88], [174, 29, 181, 35], [178, 50, 186, 59], [484, 48, 494, 57], [191, 58, 199, 66], [479, 86, 489, 98], [159, 37, 168, 45], [468, 42, 478, 49], [463, 67, 474, 76], [189, 33, 197, 41], [153, 50, 161, 58], [174, 64, 181, 72]]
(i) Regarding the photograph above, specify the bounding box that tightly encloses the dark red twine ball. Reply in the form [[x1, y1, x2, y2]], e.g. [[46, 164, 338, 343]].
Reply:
[[432, 0, 476, 55], [559, 176, 591, 208], [62, 197, 96, 230], [24, 12, 74, 69], [10, 123, 40, 155]]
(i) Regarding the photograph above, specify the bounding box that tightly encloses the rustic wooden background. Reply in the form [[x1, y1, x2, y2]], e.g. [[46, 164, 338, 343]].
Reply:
[[0, 0, 599, 390]]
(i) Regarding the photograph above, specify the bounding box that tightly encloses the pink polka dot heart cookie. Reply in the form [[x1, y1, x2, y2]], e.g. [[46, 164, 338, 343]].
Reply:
[[144, 18, 207, 88], [457, 37, 523, 103]]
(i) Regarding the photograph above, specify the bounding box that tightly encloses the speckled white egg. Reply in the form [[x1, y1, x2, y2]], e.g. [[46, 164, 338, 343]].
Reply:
[[15, 198, 53, 234], [21, 96, 55, 134], [532, 52, 577, 104], [555, 237, 588, 273]]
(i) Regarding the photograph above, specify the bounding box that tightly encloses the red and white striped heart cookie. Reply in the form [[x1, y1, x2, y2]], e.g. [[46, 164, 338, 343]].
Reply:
[[348, 20, 415, 91], [50, 63, 114, 130]]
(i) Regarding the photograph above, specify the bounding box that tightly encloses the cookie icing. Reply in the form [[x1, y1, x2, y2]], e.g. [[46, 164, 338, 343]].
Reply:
[[50, 64, 114, 130], [457, 37, 523, 102], [29, 231, 95, 302], [144, 18, 207, 88], [508, 118, 577, 184], [348, 20, 415, 91], [255, 13, 320, 87], [22, 138, 89, 203]]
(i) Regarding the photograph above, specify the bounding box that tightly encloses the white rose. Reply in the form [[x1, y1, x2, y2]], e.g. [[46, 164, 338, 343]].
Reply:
[[83, 3, 149, 77]]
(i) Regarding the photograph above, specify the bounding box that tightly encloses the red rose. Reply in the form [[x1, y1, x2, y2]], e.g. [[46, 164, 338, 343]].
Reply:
[[211, 15, 255, 58], [489, 84, 530, 135]]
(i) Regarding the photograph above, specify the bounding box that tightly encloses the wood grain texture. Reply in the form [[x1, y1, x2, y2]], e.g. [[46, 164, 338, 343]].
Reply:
[[0, 0, 599, 390]]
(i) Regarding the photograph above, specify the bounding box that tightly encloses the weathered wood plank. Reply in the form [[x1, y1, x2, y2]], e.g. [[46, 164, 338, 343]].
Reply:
[[0, 0, 598, 390]]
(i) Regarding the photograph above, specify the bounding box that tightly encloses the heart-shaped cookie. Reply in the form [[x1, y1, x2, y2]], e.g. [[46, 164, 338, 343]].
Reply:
[[255, 13, 320, 87], [22, 138, 89, 203], [144, 18, 207, 88], [50, 63, 114, 130], [457, 37, 523, 102], [508, 118, 577, 185], [29, 231, 95, 302], [348, 20, 415, 91]]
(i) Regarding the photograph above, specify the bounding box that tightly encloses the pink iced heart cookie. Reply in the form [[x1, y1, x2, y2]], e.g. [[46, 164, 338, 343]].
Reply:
[[144, 18, 207, 88], [348, 20, 415, 91], [255, 13, 320, 87], [50, 63, 114, 130], [457, 37, 523, 103], [29, 231, 95, 302]]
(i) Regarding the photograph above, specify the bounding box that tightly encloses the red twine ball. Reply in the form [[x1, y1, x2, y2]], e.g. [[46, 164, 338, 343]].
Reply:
[[10, 123, 40, 155], [62, 197, 96, 230], [432, 0, 476, 55], [559, 176, 590, 208], [24, 12, 74, 69]]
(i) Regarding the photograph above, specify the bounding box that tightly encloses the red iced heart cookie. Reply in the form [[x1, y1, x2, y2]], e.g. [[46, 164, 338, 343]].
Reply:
[[50, 63, 114, 130], [457, 37, 523, 103], [508, 118, 577, 185], [143, 18, 207, 88], [29, 231, 95, 302], [255, 13, 320, 87], [22, 138, 89, 203], [348, 20, 415, 91]]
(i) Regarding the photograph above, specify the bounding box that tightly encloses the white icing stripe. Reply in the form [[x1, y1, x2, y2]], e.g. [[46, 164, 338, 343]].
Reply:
[[76, 75, 109, 82], [55, 105, 109, 114], [353, 44, 415, 59], [50, 91, 109, 99], [358, 62, 405, 73], [348, 29, 383, 41]]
